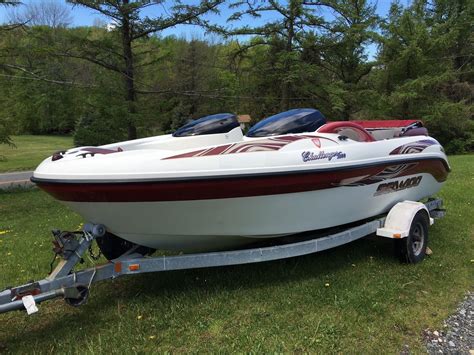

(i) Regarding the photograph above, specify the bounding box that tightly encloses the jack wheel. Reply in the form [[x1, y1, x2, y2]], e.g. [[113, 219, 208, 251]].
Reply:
[[395, 210, 429, 264], [64, 285, 89, 307], [96, 232, 155, 260]]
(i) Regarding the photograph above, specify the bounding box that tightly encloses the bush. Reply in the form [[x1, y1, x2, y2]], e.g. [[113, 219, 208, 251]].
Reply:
[[423, 101, 474, 154], [74, 105, 128, 147]]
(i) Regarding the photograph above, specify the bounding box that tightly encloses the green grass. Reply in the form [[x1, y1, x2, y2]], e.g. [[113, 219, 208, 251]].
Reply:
[[0, 135, 73, 172], [0, 155, 472, 353]]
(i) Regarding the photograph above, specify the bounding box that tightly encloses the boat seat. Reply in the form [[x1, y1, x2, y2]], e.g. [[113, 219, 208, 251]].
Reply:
[[317, 122, 375, 142], [399, 127, 429, 137]]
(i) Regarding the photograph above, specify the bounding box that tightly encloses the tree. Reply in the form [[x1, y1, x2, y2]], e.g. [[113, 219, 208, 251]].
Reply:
[[219, 0, 379, 118], [220, 0, 326, 111], [135, 36, 238, 133], [65, 0, 223, 139], [302, 0, 379, 120], [0, 23, 91, 137], [0, 0, 22, 146], [374, 0, 473, 152], [425, 0, 473, 80], [8, 0, 73, 28]]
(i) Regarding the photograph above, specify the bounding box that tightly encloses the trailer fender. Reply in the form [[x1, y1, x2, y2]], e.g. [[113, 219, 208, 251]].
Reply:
[[376, 201, 433, 239]]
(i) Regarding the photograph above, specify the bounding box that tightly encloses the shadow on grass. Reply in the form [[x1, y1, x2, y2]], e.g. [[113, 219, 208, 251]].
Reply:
[[124, 235, 397, 295], [1, 235, 399, 349]]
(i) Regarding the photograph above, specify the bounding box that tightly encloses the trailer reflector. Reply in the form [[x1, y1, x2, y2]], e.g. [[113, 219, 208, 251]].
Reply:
[[129, 264, 140, 271], [114, 262, 122, 273]]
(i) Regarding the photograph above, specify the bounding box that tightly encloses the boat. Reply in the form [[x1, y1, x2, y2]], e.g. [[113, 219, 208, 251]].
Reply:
[[31, 109, 450, 254]]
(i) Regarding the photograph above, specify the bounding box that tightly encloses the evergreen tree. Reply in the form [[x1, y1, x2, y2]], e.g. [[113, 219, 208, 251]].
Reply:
[[221, 0, 326, 111], [304, 0, 380, 120], [65, 0, 223, 140], [376, 0, 473, 152]]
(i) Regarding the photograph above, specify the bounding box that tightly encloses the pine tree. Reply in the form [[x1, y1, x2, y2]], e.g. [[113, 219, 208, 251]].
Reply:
[[65, 0, 223, 139]]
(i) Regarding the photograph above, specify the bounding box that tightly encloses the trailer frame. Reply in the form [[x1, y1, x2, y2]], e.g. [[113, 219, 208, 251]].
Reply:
[[0, 198, 445, 315]]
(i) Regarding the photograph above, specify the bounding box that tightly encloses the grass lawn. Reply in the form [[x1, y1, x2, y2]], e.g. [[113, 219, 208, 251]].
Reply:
[[0, 135, 73, 173], [0, 155, 472, 353]]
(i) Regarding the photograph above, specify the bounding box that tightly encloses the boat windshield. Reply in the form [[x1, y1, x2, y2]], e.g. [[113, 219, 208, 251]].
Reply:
[[246, 109, 326, 137], [173, 113, 240, 137]]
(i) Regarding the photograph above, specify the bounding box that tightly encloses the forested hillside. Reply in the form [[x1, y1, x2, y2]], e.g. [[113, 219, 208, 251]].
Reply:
[[0, 0, 472, 153]]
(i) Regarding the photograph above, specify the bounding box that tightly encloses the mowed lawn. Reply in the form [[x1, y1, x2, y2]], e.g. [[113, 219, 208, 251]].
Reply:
[[0, 135, 73, 172], [0, 156, 472, 353]]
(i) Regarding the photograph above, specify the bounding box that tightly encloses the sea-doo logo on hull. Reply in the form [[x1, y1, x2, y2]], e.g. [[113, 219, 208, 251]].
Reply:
[[374, 176, 423, 196], [302, 151, 346, 162]]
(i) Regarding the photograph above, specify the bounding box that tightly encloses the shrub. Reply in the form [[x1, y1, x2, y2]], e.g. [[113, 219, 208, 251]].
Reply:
[[423, 101, 473, 154], [74, 105, 128, 147]]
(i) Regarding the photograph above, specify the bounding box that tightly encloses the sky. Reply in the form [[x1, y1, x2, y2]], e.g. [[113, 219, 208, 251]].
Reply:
[[0, 0, 411, 57]]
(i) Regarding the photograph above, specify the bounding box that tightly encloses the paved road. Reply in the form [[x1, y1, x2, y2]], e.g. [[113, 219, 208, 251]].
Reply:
[[0, 171, 34, 190]]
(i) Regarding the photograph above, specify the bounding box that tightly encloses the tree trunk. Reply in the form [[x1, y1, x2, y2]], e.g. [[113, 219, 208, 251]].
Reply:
[[189, 41, 197, 117], [280, 1, 296, 111], [121, 0, 137, 140], [281, 81, 290, 111], [342, 103, 351, 121]]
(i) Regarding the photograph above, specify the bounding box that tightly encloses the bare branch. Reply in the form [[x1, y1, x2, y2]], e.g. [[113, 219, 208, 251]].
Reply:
[[136, 88, 317, 101], [9, 0, 73, 28], [55, 51, 123, 74], [0, 64, 94, 87]]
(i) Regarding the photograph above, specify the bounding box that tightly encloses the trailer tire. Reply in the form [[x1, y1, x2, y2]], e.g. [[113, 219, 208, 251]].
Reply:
[[395, 210, 429, 264], [96, 232, 155, 260]]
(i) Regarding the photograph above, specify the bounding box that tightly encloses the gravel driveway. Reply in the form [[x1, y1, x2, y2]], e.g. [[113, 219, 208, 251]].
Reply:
[[425, 292, 473, 354]]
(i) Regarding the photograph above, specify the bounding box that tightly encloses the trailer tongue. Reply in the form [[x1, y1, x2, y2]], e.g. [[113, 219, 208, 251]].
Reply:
[[0, 199, 445, 315]]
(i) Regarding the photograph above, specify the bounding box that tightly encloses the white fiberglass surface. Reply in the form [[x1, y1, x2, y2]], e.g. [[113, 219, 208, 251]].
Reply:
[[34, 134, 447, 181], [65, 173, 443, 251]]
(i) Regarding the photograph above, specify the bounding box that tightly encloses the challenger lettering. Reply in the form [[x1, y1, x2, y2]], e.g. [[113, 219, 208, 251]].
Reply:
[[301, 151, 346, 162]]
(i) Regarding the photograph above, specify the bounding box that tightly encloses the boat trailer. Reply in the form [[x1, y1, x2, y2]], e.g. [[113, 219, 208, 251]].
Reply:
[[0, 199, 445, 315]]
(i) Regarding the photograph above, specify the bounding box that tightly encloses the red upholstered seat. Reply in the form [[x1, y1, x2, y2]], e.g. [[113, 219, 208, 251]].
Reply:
[[352, 120, 421, 128], [317, 122, 375, 142]]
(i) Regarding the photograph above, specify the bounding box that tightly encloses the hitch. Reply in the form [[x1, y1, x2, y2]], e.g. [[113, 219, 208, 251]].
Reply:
[[0, 224, 107, 314], [10, 282, 41, 301]]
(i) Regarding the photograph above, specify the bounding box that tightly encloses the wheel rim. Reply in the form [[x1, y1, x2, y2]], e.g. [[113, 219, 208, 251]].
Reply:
[[411, 222, 425, 256]]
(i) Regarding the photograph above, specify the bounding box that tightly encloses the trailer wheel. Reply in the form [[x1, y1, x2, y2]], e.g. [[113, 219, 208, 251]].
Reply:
[[96, 232, 155, 261], [395, 210, 429, 264]]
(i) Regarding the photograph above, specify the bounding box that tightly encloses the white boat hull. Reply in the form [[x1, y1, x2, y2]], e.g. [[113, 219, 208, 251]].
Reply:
[[64, 172, 443, 251]]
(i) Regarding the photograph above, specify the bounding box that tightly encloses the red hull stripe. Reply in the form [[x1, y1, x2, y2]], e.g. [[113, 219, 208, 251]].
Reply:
[[34, 159, 448, 202]]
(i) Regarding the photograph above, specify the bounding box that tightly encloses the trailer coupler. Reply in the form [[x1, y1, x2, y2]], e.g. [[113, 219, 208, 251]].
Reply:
[[0, 224, 107, 314]]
